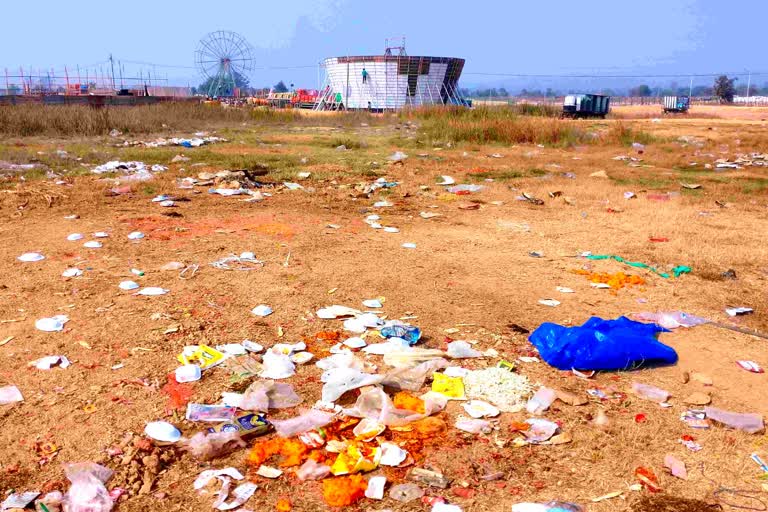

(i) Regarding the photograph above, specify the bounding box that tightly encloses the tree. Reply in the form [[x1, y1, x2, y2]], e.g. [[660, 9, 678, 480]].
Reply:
[[498, 87, 509, 97], [198, 70, 250, 97], [630, 84, 652, 97], [273, 81, 289, 93], [713, 75, 737, 103]]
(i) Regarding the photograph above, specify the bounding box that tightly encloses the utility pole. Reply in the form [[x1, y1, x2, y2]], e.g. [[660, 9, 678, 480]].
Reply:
[[109, 54, 116, 91], [746, 70, 751, 101], [689, 76, 693, 98]]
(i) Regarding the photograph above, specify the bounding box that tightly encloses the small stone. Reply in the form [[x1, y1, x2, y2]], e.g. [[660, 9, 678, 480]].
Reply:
[[681, 371, 690, 384], [683, 392, 711, 406], [389, 483, 424, 502], [548, 432, 573, 445], [691, 372, 713, 386]]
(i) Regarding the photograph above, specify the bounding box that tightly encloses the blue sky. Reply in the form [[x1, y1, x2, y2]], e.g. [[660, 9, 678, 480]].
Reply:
[[1, 0, 765, 90]]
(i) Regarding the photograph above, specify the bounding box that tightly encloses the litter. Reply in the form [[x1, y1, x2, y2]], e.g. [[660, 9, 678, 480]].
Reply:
[[211, 253, 265, 271], [67, 233, 84, 241], [631, 382, 671, 403], [0, 385, 23, 404], [62, 268, 83, 278], [175, 364, 202, 383], [512, 502, 583, 512], [35, 315, 69, 332], [389, 483, 425, 502], [584, 254, 691, 279], [62, 463, 114, 512], [556, 286, 574, 293], [388, 151, 408, 162], [455, 417, 492, 434], [18, 252, 45, 262], [1, 492, 40, 510], [529, 316, 677, 371], [257, 465, 283, 478], [127, 231, 144, 240], [119, 280, 140, 290], [736, 360, 763, 373], [463, 367, 533, 412], [402, 242, 417, 249], [704, 406, 764, 434], [526, 387, 557, 414], [726, 306, 753, 317], [447, 184, 483, 194], [270, 409, 335, 437], [446, 340, 482, 358], [538, 299, 561, 307], [251, 305, 273, 317], [136, 287, 169, 296], [437, 175, 455, 185], [380, 324, 421, 345], [664, 454, 687, 479], [144, 421, 182, 443], [365, 475, 386, 499], [632, 311, 709, 329], [83, 241, 102, 248], [31, 355, 71, 370], [186, 404, 237, 422]]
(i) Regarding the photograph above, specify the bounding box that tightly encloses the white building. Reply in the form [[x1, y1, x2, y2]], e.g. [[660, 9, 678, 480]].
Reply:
[[316, 53, 466, 110]]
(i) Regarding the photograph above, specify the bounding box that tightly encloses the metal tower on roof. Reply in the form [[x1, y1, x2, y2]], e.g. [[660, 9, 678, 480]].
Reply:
[[384, 37, 407, 57]]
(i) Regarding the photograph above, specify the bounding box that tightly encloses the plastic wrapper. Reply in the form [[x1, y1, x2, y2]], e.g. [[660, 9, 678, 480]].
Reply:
[[343, 387, 446, 427], [321, 368, 384, 402], [316, 352, 365, 373], [705, 406, 764, 434], [226, 381, 302, 412], [446, 341, 482, 358], [529, 316, 676, 371], [382, 359, 449, 391], [62, 463, 114, 512], [182, 431, 246, 461], [271, 409, 336, 437], [455, 418, 492, 434]]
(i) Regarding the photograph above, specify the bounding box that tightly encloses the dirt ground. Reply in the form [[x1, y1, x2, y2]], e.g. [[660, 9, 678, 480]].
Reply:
[[1, 106, 768, 512]]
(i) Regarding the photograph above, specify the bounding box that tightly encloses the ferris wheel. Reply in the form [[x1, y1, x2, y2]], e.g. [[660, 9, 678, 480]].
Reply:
[[195, 30, 255, 97]]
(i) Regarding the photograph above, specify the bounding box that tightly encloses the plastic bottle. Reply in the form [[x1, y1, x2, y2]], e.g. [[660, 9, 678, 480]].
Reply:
[[526, 387, 557, 414], [631, 382, 670, 403], [380, 325, 421, 345]]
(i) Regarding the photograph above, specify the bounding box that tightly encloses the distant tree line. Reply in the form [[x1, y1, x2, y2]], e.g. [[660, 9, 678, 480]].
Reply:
[[464, 75, 763, 103]]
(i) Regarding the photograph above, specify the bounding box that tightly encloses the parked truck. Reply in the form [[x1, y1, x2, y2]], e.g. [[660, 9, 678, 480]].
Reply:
[[562, 94, 610, 119], [663, 95, 690, 114]]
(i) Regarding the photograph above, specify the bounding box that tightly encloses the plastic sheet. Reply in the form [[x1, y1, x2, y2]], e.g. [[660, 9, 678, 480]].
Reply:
[[343, 387, 446, 427], [585, 254, 691, 279], [446, 341, 482, 358], [260, 351, 296, 379], [227, 381, 302, 412], [381, 359, 449, 391], [296, 459, 331, 481], [632, 311, 709, 329], [529, 316, 676, 371], [321, 368, 384, 402], [271, 409, 336, 437], [182, 431, 246, 461]]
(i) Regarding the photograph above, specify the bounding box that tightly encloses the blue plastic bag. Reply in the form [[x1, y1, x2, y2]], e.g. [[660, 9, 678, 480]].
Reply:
[[528, 316, 676, 371]]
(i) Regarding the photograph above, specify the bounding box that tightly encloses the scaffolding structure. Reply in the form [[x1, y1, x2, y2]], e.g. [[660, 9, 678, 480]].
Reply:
[[315, 43, 466, 111]]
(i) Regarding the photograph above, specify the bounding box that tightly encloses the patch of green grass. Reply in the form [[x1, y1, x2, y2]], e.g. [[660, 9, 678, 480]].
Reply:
[[138, 183, 157, 196], [611, 176, 674, 189], [467, 169, 525, 182], [529, 168, 548, 176], [741, 178, 768, 194]]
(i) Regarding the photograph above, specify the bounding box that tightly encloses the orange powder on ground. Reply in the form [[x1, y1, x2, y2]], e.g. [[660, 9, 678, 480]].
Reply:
[[322, 474, 367, 507]]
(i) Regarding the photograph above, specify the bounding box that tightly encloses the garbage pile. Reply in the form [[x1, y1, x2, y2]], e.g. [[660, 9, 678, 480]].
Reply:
[[91, 161, 168, 181], [120, 135, 227, 148], [178, 169, 273, 201]]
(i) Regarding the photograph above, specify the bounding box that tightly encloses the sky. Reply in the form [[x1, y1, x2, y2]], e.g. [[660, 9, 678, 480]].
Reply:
[[1, 0, 766, 92]]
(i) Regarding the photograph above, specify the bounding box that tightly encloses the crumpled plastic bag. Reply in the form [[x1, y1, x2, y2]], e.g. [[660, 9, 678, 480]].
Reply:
[[382, 359, 449, 391], [631, 311, 709, 330], [62, 462, 113, 512], [528, 316, 676, 371], [321, 368, 384, 402], [182, 431, 246, 461], [271, 409, 336, 437], [343, 387, 446, 427], [260, 350, 295, 379], [316, 352, 366, 373], [224, 381, 302, 411], [446, 341, 482, 358]]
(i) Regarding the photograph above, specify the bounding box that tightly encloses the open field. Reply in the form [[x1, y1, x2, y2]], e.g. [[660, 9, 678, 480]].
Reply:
[[1, 104, 768, 512]]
